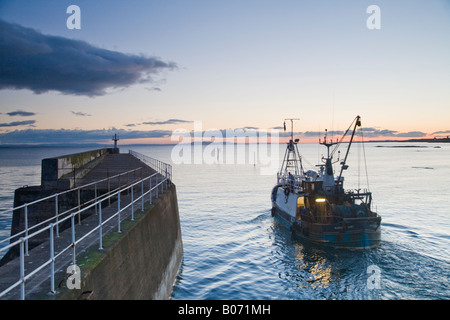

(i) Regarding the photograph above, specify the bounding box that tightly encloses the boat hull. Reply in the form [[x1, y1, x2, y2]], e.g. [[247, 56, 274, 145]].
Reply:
[[271, 204, 381, 250]]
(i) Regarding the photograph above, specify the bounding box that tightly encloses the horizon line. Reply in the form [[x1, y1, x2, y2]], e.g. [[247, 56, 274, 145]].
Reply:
[[0, 136, 448, 148]]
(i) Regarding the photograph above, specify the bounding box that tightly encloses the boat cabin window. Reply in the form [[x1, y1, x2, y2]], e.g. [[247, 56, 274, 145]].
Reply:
[[296, 196, 305, 220], [302, 181, 323, 194], [314, 198, 327, 223], [297, 196, 305, 208]]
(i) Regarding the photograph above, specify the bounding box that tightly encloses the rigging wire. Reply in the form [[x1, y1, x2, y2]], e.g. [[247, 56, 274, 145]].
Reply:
[[360, 126, 371, 192], [358, 128, 361, 190], [330, 116, 359, 158]]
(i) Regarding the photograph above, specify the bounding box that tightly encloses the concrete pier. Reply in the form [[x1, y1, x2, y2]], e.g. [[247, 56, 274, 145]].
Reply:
[[0, 148, 183, 300]]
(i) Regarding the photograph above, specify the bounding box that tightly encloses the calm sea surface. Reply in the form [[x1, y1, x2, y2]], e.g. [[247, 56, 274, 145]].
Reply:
[[0, 142, 449, 299]]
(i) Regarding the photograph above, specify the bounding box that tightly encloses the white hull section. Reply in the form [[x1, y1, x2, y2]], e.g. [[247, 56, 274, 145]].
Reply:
[[272, 187, 299, 225]]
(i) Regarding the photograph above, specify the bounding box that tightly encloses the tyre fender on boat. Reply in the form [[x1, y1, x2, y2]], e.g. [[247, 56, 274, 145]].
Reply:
[[283, 187, 290, 203], [374, 218, 381, 231], [356, 210, 365, 217], [271, 184, 281, 203]]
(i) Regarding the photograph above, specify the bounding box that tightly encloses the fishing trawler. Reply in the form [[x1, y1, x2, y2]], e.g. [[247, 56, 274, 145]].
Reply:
[[271, 116, 381, 249]]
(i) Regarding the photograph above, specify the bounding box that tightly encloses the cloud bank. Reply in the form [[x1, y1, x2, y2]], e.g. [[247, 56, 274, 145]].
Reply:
[[142, 119, 193, 126], [0, 126, 432, 145], [431, 130, 450, 136], [71, 111, 92, 117], [0, 20, 177, 97], [0, 128, 172, 145], [7, 110, 36, 117], [300, 128, 427, 139], [125, 118, 193, 127], [0, 120, 36, 128]]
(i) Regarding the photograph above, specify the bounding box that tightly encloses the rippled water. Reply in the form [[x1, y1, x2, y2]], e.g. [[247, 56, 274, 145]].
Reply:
[[1, 143, 449, 299]]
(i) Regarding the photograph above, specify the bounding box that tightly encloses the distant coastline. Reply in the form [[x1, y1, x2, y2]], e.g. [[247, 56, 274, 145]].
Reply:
[[0, 137, 449, 148], [367, 137, 450, 143]]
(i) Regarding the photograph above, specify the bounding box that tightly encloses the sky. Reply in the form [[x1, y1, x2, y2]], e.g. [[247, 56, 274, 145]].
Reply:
[[0, 0, 449, 145]]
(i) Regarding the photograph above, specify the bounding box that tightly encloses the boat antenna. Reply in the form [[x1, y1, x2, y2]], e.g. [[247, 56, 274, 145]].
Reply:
[[284, 118, 300, 142]]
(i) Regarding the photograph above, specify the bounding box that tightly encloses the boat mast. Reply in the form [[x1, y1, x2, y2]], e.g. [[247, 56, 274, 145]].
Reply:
[[337, 115, 361, 185], [318, 128, 338, 193], [320, 129, 338, 160], [278, 118, 303, 184], [285, 118, 299, 142]]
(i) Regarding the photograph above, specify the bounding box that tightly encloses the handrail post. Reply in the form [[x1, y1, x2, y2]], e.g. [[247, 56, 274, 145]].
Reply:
[[131, 186, 134, 221], [149, 177, 152, 205], [24, 205, 29, 256], [77, 188, 81, 225], [117, 191, 121, 233], [19, 238, 25, 300], [141, 181, 144, 212], [98, 202, 103, 250], [55, 194, 59, 237], [94, 184, 98, 214], [71, 213, 76, 266], [50, 223, 55, 293], [107, 168, 111, 206], [165, 167, 168, 190]]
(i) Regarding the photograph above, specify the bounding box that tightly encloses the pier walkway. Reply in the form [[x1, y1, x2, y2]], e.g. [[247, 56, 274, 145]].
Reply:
[[0, 150, 173, 300], [75, 153, 154, 187]]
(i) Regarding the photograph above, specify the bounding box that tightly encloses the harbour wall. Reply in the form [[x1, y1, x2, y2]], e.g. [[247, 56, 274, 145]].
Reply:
[[0, 148, 183, 299], [4, 148, 119, 259], [41, 148, 118, 189], [55, 184, 183, 300]]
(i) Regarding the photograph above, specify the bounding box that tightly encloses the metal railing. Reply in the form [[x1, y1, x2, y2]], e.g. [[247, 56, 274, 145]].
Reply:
[[129, 150, 172, 182], [0, 151, 172, 300], [277, 172, 303, 193], [0, 166, 144, 255]]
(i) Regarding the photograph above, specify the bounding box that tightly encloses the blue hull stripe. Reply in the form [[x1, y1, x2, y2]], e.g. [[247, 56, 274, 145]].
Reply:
[[272, 206, 381, 250]]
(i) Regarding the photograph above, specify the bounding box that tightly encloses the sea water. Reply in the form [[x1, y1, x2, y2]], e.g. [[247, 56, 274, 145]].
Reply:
[[0, 142, 449, 299]]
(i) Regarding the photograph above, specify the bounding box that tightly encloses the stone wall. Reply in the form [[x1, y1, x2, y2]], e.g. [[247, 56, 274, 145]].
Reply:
[[55, 185, 183, 300], [41, 148, 117, 189]]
